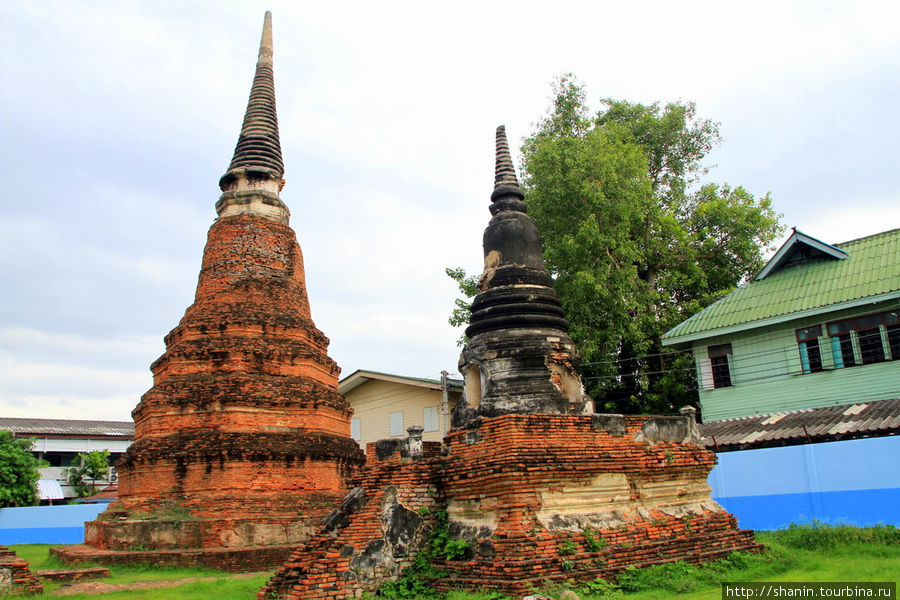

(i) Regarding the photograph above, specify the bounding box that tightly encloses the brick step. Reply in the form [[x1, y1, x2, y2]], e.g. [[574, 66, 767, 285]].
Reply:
[[36, 567, 111, 582]]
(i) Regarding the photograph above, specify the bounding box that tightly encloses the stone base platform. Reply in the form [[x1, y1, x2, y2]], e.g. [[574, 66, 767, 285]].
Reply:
[[260, 413, 762, 599], [52, 543, 295, 573]]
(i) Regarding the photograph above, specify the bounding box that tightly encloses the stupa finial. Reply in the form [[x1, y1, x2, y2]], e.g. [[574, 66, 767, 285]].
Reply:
[[257, 10, 274, 68], [221, 10, 283, 184], [489, 125, 526, 214], [494, 125, 520, 189], [216, 11, 290, 223]]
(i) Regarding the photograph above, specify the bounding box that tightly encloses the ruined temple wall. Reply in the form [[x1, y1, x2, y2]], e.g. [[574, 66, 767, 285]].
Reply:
[[132, 403, 351, 438], [259, 414, 759, 599], [443, 414, 720, 528], [84, 514, 324, 551], [0, 546, 43, 595], [260, 441, 446, 599], [113, 457, 351, 514], [431, 414, 757, 593]]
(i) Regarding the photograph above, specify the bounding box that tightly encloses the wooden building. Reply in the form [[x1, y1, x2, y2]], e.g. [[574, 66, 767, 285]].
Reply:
[[339, 370, 462, 450], [663, 228, 900, 421]]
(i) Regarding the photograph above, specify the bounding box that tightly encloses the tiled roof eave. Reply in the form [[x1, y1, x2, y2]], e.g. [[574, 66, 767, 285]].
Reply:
[[699, 398, 900, 451], [663, 289, 900, 346]]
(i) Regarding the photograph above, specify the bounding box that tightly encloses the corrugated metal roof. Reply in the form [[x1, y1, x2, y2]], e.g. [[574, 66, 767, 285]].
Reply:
[[699, 397, 900, 451], [37, 479, 65, 500], [664, 228, 900, 344], [0, 418, 133, 438]]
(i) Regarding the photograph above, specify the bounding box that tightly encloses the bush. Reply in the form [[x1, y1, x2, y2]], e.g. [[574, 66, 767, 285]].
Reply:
[[0, 431, 46, 507], [763, 521, 900, 551]]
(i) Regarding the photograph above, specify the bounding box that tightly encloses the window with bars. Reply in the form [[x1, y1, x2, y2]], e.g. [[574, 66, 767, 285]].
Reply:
[[826, 310, 899, 368], [888, 324, 900, 359], [796, 325, 824, 373], [708, 343, 733, 388]]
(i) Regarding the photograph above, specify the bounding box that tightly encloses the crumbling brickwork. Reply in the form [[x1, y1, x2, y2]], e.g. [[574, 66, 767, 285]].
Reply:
[[0, 545, 43, 596], [71, 212, 363, 564], [259, 413, 759, 599], [55, 13, 363, 571], [50, 544, 295, 573]]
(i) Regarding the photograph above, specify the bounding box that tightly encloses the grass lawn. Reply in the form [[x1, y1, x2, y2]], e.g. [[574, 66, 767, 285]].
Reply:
[[5, 546, 271, 598], [8, 524, 899, 599]]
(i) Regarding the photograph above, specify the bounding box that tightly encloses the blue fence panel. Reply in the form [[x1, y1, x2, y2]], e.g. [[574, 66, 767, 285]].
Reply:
[[709, 436, 900, 530], [0, 504, 109, 544]]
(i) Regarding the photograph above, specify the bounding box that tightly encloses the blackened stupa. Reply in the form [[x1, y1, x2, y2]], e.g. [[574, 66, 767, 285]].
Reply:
[[454, 126, 589, 426]]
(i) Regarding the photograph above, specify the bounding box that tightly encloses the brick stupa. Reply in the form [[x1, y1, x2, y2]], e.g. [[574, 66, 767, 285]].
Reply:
[[258, 128, 759, 599], [55, 12, 364, 572]]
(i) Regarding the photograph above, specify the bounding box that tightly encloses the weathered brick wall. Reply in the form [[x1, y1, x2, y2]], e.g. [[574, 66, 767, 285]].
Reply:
[[259, 414, 760, 599], [260, 440, 445, 599], [0, 545, 43, 595], [50, 544, 295, 572]]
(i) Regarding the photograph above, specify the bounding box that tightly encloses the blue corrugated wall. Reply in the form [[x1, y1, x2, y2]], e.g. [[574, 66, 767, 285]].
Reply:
[[0, 504, 109, 544], [708, 436, 900, 530]]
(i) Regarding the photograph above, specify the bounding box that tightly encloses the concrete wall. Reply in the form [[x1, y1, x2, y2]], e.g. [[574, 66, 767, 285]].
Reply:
[[708, 436, 900, 530], [695, 301, 900, 421], [0, 504, 109, 544]]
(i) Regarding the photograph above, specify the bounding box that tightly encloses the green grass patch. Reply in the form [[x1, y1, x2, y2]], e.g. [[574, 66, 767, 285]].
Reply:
[[30, 575, 271, 600], [758, 521, 900, 551], [566, 523, 900, 600], [7, 544, 271, 597], [8, 524, 900, 599]]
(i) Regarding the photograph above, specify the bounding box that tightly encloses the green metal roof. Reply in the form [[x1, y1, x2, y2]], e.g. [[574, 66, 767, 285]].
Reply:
[[663, 228, 900, 345]]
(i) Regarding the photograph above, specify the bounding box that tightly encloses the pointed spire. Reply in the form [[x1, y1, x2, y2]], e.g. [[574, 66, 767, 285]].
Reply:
[[494, 125, 520, 188], [489, 125, 526, 214], [216, 11, 290, 224], [219, 10, 284, 191]]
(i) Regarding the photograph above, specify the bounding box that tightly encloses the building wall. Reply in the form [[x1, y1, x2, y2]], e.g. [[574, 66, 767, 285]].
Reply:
[[344, 380, 459, 450], [695, 300, 900, 421], [708, 436, 900, 530], [29, 437, 132, 499]]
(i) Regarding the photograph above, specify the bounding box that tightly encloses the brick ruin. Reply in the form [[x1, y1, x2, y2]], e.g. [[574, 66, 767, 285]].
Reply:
[[52, 12, 759, 593], [257, 129, 759, 599], [54, 12, 364, 572], [0, 546, 42, 596]]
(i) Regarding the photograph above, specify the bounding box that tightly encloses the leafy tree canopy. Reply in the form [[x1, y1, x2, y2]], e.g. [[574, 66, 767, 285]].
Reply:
[[66, 449, 111, 497], [449, 75, 783, 414], [0, 430, 45, 507]]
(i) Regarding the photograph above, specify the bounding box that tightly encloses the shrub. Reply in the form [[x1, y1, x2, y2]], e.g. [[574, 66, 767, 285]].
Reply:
[[764, 522, 900, 551]]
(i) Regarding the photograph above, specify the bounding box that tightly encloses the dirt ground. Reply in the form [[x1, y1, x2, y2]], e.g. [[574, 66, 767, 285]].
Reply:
[[52, 571, 267, 596]]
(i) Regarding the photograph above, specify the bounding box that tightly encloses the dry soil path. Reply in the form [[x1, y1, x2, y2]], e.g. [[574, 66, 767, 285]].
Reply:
[[52, 571, 267, 596]]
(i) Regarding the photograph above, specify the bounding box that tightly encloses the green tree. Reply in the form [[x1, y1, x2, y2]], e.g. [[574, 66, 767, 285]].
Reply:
[[66, 449, 110, 497], [445, 266, 479, 346], [449, 75, 783, 414], [0, 430, 45, 507]]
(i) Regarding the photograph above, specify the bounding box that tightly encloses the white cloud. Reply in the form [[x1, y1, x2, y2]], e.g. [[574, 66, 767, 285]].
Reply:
[[1, 0, 898, 420]]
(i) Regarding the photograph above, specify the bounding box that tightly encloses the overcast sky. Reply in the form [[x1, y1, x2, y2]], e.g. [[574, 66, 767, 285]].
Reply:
[[1, 0, 898, 422]]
